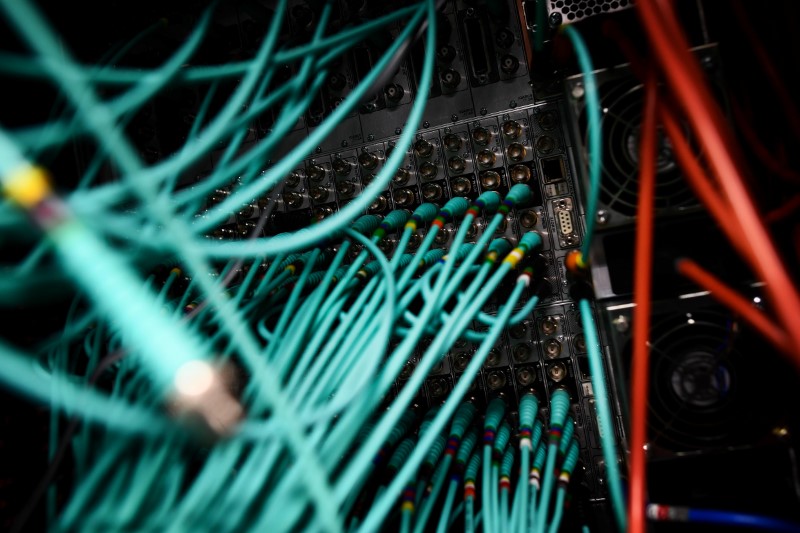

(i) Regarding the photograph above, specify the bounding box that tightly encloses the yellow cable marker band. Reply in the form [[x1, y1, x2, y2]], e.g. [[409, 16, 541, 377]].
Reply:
[[401, 501, 415, 512], [285, 264, 296, 275], [170, 267, 182, 276], [503, 247, 525, 268], [576, 252, 587, 269], [3, 165, 52, 208]]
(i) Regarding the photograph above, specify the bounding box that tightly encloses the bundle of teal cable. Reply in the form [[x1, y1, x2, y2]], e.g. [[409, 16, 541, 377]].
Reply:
[[385, 393, 586, 533], [0, 0, 627, 529]]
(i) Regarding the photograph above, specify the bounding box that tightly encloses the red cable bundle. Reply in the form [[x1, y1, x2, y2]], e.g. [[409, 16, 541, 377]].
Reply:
[[625, 3, 800, 532], [635, 0, 800, 358]]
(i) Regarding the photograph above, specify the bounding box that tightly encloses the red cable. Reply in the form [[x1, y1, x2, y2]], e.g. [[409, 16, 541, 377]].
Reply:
[[658, 106, 757, 266], [676, 259, 794, 359], [636, 0, 800, 360], [607, 17, 759, 266], [629, 71, 658, 533]]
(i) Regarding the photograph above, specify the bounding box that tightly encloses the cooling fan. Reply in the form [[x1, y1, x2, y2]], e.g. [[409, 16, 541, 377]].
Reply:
[[590, 78, 698, 218], [565, 46, 724, 227], [614, 302, 790, 455]]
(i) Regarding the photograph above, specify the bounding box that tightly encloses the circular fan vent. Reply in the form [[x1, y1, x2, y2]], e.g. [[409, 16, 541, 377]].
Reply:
[[579, 78, 699, 218], [626, 310, 773, 452]]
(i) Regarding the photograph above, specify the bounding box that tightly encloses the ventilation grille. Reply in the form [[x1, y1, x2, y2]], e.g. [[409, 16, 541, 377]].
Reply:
[[606, 296, 795, 455], [549, 0, 633, 24], [580, 77, 698, 218], [565, 45, 725, 227]]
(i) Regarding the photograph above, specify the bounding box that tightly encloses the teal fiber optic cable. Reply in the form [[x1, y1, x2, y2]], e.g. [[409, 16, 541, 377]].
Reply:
[[491, 423, 512, 533], [192, 3, 431, 253], [464, 450, 481, 533], [356, 275, 530, 533], [548, 439, 580, 533], [435, 431, 477, 533], [0, 3, 418, 93], [2, 12, 337, 496], [514, 393, 538, 533], [563, 25, 602, 262], [500, 445, 515, 533], [535, 388, 571, 533], [413, 403, 476, 533], [580, 298, 627, 531], [305, 229, 396, 417], [195, 0, 436, 257], [268, 248, 321, 366], [334, 233, 542, 499]]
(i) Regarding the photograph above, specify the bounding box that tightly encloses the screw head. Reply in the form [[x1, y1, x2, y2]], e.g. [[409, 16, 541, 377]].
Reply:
[[395, 127, 402, 135], [571, 82, 585, 100], [341, 140, 348, 147], [423, 121, 430, 128], [451, 114, 459, 122], [612, 315, 629, 333], [367, 134, 375, 141], [480, 107, 488, 116], [596, 210, 610, 225], [548, 12, 563, 28]]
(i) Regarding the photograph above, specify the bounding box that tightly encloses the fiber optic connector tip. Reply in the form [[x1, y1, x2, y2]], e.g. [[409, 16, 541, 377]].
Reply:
[[456, 432, 478, 464], [351, 214, 382, 235], [465, 451, 482, 481], [422, 248, 447, 265], [549, 388, 571, 428], [389, 438, 417, 472], [379, 209, 411, 233], [169, 360, 243, 438], [475, 191, 501, 212], [533, 442, 547, 470], [501, 446, 515, 477], [565, 250, 589, 274], [563, 440, 580, 475], [440, 197, 470, 219], [519, 231, 543, 251], [559, 416, 575, 455], [488, 238, 513, 257], [519, 393, 539, 428], [412, 203, 439, 224], [494, 422, 512, 455], [505, 183, 533, 206], [450, 402, 477, 437], [484, 397, 506, 431]]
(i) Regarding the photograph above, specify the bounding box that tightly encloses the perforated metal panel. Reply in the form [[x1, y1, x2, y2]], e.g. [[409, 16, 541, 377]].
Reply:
[[549, 0, 634, 24]]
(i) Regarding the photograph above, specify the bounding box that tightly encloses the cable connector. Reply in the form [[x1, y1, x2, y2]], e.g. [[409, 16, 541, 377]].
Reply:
[[558, 440, 580, 486], [2, 165, 52, 209], [436, 197, 470, 225], [565, 249, 589, 274], [503, 232, 542, 269], [167, 360, 243, 439], [473, 190, 501, 213], [373, 209, 411, 240]]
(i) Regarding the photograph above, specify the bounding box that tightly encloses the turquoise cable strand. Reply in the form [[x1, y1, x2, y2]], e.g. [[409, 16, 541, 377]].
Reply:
[[356, 277, 529, 533], [563, 24, 602, 261], [580, 299, 627, 531]]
